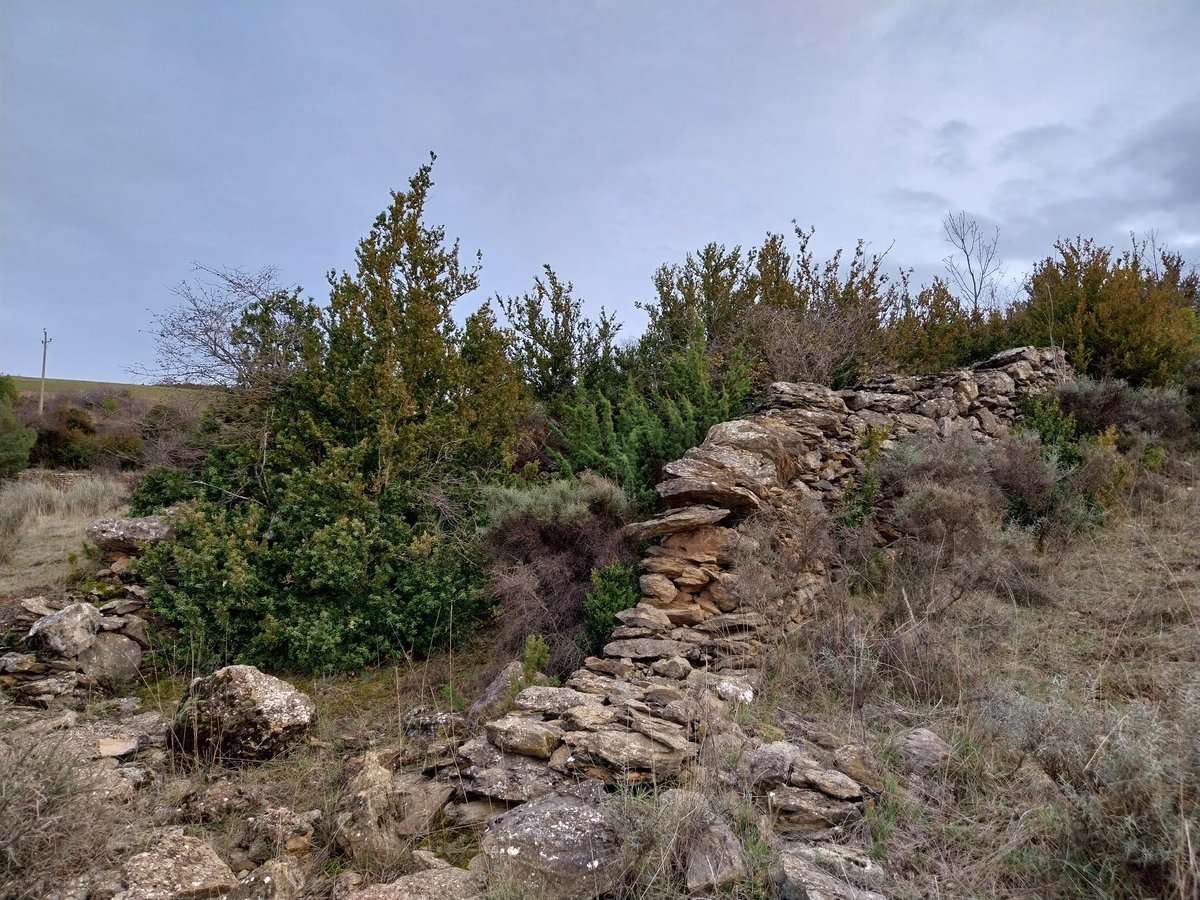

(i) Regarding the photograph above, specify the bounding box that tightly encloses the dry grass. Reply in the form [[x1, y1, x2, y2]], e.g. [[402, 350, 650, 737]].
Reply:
[[746, 443, 1200, 899], [0, 474, 130, 598]]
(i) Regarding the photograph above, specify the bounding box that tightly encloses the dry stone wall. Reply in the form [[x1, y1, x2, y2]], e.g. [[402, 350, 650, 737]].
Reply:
[[454, 347, 1069, 784], [408, 347, 1072, 892]]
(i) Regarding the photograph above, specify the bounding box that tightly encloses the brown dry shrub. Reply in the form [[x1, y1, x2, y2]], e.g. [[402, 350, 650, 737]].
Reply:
[[731, 498, 837, 613], [1056, 377, 1194, 445], [482, 476, 633, 675], [0, 741, 130, 900]]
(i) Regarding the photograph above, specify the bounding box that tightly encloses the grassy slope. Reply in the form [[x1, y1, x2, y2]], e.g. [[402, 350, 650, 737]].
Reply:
[[745, 455, 1200, 898], [8, 375, 221, 403]]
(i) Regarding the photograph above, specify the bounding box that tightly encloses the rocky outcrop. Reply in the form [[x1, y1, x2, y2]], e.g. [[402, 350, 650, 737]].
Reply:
[[86, 514, 174, 555], [170, 665, 316, 762]]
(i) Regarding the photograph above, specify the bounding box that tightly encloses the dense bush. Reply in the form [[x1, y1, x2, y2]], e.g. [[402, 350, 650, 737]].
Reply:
[[134, 160, 527, 673], [550, 338, 751, 505], [138, 483, 485, 673], [0, 376, 35, 476], [579, 562, 639, 658], [1009, 237, 1200, 387]]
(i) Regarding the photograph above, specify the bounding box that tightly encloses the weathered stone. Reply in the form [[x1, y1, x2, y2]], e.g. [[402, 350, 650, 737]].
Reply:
[[696, 611, 766, 634], [662, 526, 737, 564], [343, 867, 483, 900], [76, 632, 143, 685], [767, 382, 849, 412], [444, 799, 507, 829], [560, 703, 620, 731], [623, 505, 731, 541], [87, 515, 173, 555], [565, 669, 643, 702], [790, 759, 863, 800], [740, 741, 807, 789], [226, 858, 304, 900], [639, 573, 677, 603], [486, 714, 564, 759], [602, 638, 692, 660], [614, 605, 672, 631], [767, 786, 862, 836], [833, 745, 885, 793], [97, 736, 139, 757], [480, 792, 623, 900], [686, 822, 749, 894], [335, 753, 454, 861], [774, 844, 889, 900], [171, 665, 316, 762], [513, 686, 600, 716], [172, 780, 262, 824], [467, 660, 526, 721], [566, 728, 693, 777], [893, 727, 952, 773], [27, 602, 102, 658], [118, 833, 236, 899], [662, 602, 708, 626], [651, 655, 692, 679], [0, 651, 45, 674], [452, 736, 567, 803], [243, 806, 322, 861]]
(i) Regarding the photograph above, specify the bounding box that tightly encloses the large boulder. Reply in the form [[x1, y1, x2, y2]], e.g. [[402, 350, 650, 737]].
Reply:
[[171, 665, 316, 763], [86, 515, 174, 555], [26, 602, 101, 658], [480, 790, 624, 900]]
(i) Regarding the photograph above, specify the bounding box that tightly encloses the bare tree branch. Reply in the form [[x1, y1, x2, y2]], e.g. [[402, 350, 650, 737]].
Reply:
[[129, 264, 289, 387], [942, 211, 1004, 310]]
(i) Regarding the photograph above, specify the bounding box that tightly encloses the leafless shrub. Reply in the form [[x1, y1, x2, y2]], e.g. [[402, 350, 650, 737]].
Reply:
[[731, 499, 837, 616], [0, 741, 129, 900], [991, 677, 1200, 898], [483, 477, 633, 675]]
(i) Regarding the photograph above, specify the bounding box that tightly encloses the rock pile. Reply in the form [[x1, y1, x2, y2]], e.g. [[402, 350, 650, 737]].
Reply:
[[0, 513, 174, 705], [1, 597, 148, 703]]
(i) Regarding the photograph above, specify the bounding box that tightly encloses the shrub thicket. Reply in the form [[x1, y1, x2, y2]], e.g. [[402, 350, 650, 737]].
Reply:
[[0, 376, 35, 476]]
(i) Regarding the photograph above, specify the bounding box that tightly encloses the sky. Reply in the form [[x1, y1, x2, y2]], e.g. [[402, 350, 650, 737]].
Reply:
[[2, 1, 1198, 382]]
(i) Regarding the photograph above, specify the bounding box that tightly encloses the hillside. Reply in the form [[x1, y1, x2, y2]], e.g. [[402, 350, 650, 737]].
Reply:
[[2, 347, 1196, 899]]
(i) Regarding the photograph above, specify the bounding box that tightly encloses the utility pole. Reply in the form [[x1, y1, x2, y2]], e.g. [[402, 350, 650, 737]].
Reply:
[[39, 329, 51, 417]]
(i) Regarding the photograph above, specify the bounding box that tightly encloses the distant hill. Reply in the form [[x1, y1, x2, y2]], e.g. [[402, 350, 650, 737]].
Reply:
[[7, 376, 222, 403]]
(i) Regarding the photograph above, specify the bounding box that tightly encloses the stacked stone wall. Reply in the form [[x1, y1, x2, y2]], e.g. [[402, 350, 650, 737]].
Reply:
[[420, 349, 1072, 860]]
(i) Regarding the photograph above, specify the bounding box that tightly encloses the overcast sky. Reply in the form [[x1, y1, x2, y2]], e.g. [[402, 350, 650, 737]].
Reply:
[[2, 1, 1197, 382]]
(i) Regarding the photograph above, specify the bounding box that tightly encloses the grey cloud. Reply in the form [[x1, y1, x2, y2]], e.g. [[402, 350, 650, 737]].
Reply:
[[933, 119, 976, 173], [994, 124, 1078, 163], [886, 188, 952, 214]]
